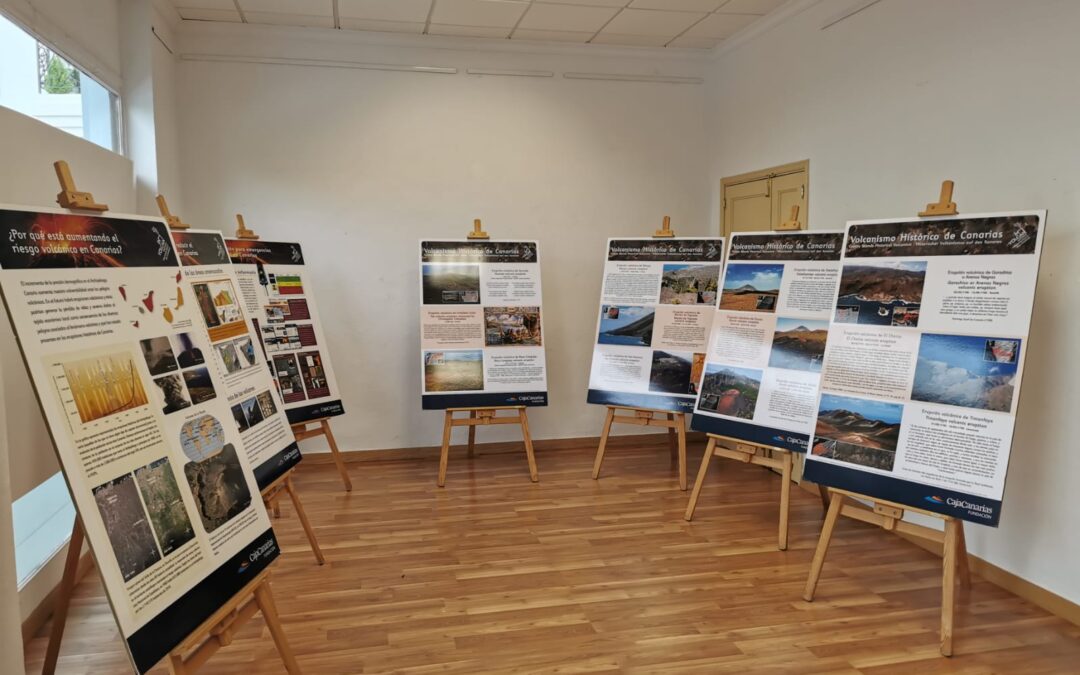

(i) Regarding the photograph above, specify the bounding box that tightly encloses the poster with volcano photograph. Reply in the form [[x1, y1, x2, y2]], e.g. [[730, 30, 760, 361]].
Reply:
[[803, 211, 1047, 527], [691, 231, 844, 451], [587, 238, 723, 413], [419, 240, 547, 409]]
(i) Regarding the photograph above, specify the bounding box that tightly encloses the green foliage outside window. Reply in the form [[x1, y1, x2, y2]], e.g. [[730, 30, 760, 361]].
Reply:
[[41, 53, 80, 94]]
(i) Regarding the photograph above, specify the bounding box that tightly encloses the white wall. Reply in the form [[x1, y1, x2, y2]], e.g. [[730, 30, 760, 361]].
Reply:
[[0, 104, 135, 624], [704, 0, 1080, 604], [174, 24, 712, 453]]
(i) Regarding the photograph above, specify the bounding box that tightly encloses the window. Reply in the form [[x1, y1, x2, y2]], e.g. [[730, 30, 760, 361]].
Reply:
[[12, 472, 76, 588], [0, 14, 121, 153]]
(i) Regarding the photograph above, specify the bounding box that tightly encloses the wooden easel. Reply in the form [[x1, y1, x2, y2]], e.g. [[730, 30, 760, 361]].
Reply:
[[683, 435, 793, 549], [158, 196, 325, 565], [591, 216, 688, 490], [41, 165, 302, 674], [232, 213, 354, 493], [436, 220, 539, 486], [802, 180, 970, 656]]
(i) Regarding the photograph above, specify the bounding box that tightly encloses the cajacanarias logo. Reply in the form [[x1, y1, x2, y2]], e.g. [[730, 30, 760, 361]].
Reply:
[[773, 435, 808, 449], [240, 539, 277, 573], [924, 495, 945, 505]]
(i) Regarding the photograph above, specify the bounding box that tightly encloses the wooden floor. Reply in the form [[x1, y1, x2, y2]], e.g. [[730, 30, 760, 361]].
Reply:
[[24, 438, 1080, 674]]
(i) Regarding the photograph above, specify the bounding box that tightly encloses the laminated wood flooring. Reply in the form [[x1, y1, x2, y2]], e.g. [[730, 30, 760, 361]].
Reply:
[[23, 439, 1080, 673]]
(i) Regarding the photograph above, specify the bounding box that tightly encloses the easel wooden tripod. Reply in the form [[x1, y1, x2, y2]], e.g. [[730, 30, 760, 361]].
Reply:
[[159, 196, 325, 566], [233, 213, 354, 494], [802, 180, 970, 656], [436, 220, 539, 487], [684, 435, 793, 549], [41, 164, 302, 674], [591, 216, 688, 490]]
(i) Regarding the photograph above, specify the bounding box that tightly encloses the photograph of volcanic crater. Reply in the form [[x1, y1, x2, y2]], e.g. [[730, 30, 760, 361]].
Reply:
[[812, 393, 903, 471], [696, 364, 761, 419]]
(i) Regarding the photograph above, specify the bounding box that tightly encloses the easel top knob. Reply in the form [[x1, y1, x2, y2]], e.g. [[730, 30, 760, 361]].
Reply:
[[156, 194, 190, 230], [235, 214, 260, 240], [919, 180, 959, 217], [54, 160, 108, 212], [468, 218, 489, 240], [653, 215, 675, 238]]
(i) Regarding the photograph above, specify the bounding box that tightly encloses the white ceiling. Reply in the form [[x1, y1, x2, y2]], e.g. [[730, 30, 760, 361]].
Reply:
[[169, 0, 788, 49]]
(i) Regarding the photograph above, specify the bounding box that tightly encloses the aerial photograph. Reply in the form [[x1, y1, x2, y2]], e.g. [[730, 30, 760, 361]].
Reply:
[[134, 457, 195, 556], [92, 473, 162, 581], [834, 260, 926, 326]]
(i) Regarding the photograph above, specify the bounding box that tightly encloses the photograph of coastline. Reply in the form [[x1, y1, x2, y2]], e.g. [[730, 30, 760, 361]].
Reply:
[[598, 305, 654, 347], [92, 473, 161, 581], [659, 264, 719, 305], [834, 261, 926, 326], [134, 458, 195, 556], [768, 317, 829, 372], [911, 333, 1019, 412], [696, 364, 762, 419], [484, 306, 542, 346], [424, 350, 483, 392], [179, 415, 251, 533], [62, 351, 150, 424], [812, 393, 902, 471], [648, 350, 696, 395], [718, 263, 783, 313], [422, 264, 481, 305]]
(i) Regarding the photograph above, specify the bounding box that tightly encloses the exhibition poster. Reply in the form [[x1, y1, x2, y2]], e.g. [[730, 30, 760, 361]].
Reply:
[[418, 240, 548, 409], [802, 212, 1046, 525], [172, 229, 302, 488], [225, 238, 345, 424], [0, 207, 279, 673], [587, 238, 724, 413], [690, 232, 844, 451]]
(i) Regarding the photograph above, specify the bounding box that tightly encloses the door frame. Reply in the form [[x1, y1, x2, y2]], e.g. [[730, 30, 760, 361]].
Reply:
[[720, 159, 810, 236]]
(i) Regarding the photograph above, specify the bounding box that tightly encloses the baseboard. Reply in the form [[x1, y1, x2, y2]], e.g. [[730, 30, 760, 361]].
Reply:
[[300, 431, 709, 465], [800, 477, 1080, 630], [21, 551, 95, 644]]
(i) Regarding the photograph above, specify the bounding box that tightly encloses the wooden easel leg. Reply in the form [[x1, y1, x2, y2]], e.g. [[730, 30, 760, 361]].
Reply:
[[591, 407, 616, 480], [956, 521, 971, 588], [42, 519, 84, 675], [321, 419, 353, 492], [438, 410, 453, 487], [675, 413, 687, 491], [467, 410, 477, 458], [168, 652, 188, 674], [684, 437, 716, 521], [252, 581, 303, 674], [271, 497, 281, 519], [941, 518, 959, 656], [519, 408, 539, 483], [666, 412, 677, 461], [778, 451, 792, 551], [285, 477, 325, 565], [803, 490, 844, 602], [818, 483, 831, 513]]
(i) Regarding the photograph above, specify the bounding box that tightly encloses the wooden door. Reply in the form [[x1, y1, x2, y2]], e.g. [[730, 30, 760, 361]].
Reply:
[[720, 160, 809, 237]]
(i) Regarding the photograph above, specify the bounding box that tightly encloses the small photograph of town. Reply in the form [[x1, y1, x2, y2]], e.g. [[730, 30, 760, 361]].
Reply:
[[484, 306, 542, 346]]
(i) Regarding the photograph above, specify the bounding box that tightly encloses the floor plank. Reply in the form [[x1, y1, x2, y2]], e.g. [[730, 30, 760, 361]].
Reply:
[[23, 439, 1080, 673]]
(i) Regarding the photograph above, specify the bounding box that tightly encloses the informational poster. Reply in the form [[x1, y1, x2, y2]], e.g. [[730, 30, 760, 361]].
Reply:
[[0, 207, 279, 673], [691, 232, 844, 451], [587, 238, 724, 413], [225, 238, 345, 425], [172, 229, 301, 488], [803, 212, 1046, 525], [418, 240, 547, 409]]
